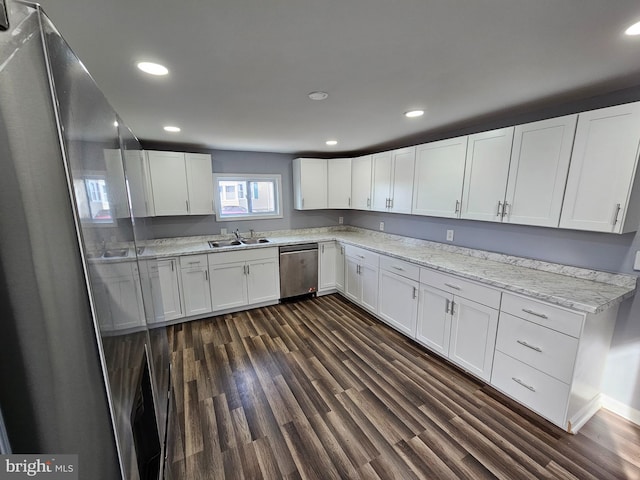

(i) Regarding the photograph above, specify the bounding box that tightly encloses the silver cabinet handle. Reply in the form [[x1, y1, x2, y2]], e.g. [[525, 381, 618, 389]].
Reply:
[[412, 287, 417, 299], [392, 266, 404, 271], [454, 199, 460, 214], [389, 198, 393, 208], [450, 300, 455, 315], [496, 201, 503, 217], [445, 299, 450, 314], [186, 200, 189, 212], [357, 254, 365, 259], [522, 308, 548, 319], [322, 244, 325, 253], [171, 261, 174, 272], [243, 265, 247, 275], [348, 197, 351, 207], [444, 282, 461, 291], [247, 264, 250, 275], [502, 201, 509, 218], [512, 377, 536, 392], [517, 340, 542, 352], [367, 198, 370, 207], [188, 261, 200, 265], [205, 270, 208, 281], [612, 203, 622, 225]]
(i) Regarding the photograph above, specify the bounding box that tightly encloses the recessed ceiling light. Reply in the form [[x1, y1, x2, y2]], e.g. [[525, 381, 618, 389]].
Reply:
[[163, 126, 181, 133], [625, 21, 640, 36], [405, 110, 425, 118], [137, 62, 169, 76], [326, 140, 338, 146], [308, 91, 329, 101], [113, 121, 119, 127]]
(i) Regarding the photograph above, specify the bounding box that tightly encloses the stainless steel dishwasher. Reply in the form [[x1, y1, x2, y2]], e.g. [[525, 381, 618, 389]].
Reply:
[[279, 243, 318, 299]]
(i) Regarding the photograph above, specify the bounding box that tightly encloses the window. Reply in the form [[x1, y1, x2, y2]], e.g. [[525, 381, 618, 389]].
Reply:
[[73, 174, 114, 224], [213, 173, 282, 221]]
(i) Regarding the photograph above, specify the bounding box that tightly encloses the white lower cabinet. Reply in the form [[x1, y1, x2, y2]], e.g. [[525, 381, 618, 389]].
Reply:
[[157, 258, 184, 321], [490, 292, 617, 432], [180, 255, 212, 317], [318, 241, 337, 294], [208, 247, 280, 312], [344, 245, 379, 313], [377, 256, 419, 336], [91, 261, 146, 332], [415, 268, 500, 382]]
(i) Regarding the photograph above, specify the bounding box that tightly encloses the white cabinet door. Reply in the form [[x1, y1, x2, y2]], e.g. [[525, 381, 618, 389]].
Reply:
[[147, 151, 189, 216], [560, 102, 640, 233], [335, 244, 345, 293], [107, 272, 145, 330], [416, 284, 452, 356], [246, 258, 280, 304], [389, 147, 416, 214], [360, 263, 379, 313], [344, 256, 361, 304], [157, 258, 184, 321], [181, 267, 212, 316], [378, 270, 418, 336], [505, 115, 577, 227], [124, 149, 154, 217], [461, 127, 514, 222], [351, 155, 372, 210], [449, 296, 499, 382], [327, 158, 352, 209], [92, 279, 114, 331], [293, 158, 328, 210], [210, 262, 248, 311], [371, 151, 393, 211], [318, 242, 337, 293], [412, 137, 467, 218], [185, 153, 214, 215]]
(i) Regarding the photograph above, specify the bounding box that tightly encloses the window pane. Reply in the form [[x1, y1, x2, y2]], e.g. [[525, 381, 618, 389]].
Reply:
[[213, 174, 281, 220]]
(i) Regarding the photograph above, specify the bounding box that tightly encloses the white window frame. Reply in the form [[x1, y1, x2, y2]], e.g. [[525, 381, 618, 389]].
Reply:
[[213, 173, 283, 221]]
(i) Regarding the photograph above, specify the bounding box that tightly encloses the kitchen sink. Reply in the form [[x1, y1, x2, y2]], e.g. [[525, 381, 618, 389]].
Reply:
[[208, 239, 242, 248], [240, 238, 269, 245], [103, 248, 129, 258]]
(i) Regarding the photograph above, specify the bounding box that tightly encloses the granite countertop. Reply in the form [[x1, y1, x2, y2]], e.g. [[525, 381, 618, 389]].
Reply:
[[94, 226, 637, 315]]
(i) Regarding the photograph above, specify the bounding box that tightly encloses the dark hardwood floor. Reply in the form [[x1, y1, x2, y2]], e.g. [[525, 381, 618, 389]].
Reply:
[[166, 294, 640, 479]]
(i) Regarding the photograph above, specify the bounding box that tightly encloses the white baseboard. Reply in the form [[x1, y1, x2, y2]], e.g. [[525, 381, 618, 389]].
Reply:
[[601, 395, 640, 426]]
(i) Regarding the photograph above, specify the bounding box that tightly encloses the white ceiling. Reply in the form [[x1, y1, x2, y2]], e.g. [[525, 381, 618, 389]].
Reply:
[[35, 0, 640, 154]]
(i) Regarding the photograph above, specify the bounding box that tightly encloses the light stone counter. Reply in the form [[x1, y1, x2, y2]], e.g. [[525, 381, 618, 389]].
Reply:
[[119, 226, 635, 314]]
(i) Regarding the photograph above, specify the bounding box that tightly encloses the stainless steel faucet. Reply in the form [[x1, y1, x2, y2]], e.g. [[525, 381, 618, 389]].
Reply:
[[234, 229, 240, 239]]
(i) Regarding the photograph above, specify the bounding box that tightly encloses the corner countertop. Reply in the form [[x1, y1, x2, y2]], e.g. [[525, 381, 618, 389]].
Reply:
[[94, 227, 637, 315]]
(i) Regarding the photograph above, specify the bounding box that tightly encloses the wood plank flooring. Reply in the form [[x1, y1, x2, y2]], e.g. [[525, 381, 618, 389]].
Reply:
[[166, 294, 640, 479]]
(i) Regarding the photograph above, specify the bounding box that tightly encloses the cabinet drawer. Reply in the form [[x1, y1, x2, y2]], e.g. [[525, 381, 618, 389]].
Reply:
[[496, 312, 578, 384], [208, 246, 278, 266], [501, 293, 584, 337], [491, 351, 569, 427], [419, 268, 501, 309], [380, 255, 420, 281], [91, 261, 134, 279], [180, 254, 208, 269], [345, 245, 379, 267]]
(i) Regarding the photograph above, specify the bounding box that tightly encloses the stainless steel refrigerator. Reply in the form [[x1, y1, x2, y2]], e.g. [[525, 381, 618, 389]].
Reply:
[[0, 1, 172, 478]]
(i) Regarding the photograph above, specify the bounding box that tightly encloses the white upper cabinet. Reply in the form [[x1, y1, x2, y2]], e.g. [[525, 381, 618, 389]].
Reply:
[[461, 127, 515, 222], [560, 102, 640, 233], [412, 136, 467, 218], [185, 153, 215, 215], [371, 147, 416, 213], [293, 158, 328, 210], [351, 155, 373, 210], [327, 158, 352, 209], [146, 150, 213, 216], [504, 115, 577, 227]]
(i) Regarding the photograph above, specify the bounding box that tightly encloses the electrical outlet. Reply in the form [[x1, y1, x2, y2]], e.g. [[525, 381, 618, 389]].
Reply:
[[446, 229, 454, 242], [379, 222, 385, 231], [634, 251, 640, 271], [220, 228, 227, 235], [339, 216, 344, 224]]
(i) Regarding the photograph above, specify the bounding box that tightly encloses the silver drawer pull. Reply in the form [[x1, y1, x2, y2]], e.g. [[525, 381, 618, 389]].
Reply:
[[517, 340, 542, 352], [444, 282, 461, 290], [522, 308, 548, 319], [188, 261, 200, 265], [512, 377, 536, 392], [392, 266, 404, 271], [356, 254, 365, 259]]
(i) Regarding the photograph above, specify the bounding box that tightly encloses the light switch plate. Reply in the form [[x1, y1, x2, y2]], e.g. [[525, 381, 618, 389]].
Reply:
[[446, 230, 454, 241], [379, 222, 384, 231], [221, 228, 227, 235], [634, 251, 640, 271], [339, 216, 344, 224]]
